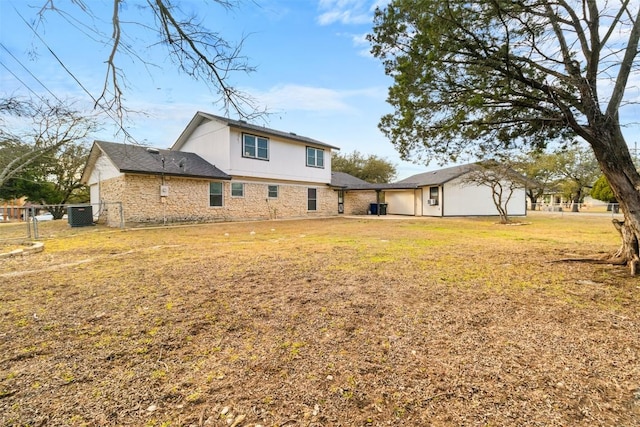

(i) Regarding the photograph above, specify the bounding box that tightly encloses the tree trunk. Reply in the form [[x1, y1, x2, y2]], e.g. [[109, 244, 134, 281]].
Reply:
[[571, 191, 581, 213], [589, 123, 640, 275]]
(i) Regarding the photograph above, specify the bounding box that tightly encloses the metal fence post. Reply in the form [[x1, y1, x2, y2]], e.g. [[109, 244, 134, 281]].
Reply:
[[32, 207, 39, 239], [26, 207, 32, 239]]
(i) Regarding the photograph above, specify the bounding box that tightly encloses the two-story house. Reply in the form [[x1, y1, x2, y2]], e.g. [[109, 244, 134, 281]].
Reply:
[[81, 112, 351, 226]]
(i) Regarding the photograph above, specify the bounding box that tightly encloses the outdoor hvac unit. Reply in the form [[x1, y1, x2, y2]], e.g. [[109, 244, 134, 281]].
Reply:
[[427, 199, 438, 206], [67, 205, 94, 227]]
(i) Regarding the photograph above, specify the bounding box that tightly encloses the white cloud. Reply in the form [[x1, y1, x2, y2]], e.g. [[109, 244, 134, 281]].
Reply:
[[249, 83, 385, 114], [317, 0, 379, 26], [350, 32, 374, 57]]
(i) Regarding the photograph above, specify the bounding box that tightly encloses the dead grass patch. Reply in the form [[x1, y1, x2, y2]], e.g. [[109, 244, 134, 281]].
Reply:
[[1, 216, 639, 426]]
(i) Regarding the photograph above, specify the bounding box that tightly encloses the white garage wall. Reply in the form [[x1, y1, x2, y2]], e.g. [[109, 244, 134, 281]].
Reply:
[[443, 176, 526, 216], [386, 191, 415, 215]]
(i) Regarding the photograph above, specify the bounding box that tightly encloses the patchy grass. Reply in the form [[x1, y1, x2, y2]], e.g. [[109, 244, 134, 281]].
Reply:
[[0, 215, 639, 426]]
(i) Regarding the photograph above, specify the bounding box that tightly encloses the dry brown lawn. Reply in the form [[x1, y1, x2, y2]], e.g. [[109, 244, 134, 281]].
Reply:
[[1, 214, 639, 426]]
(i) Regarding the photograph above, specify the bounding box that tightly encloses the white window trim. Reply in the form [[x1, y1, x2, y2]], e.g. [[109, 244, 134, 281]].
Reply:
[[231, 182, 245, 198], [267, 185, 279, 199], [209, 182, 224, 208], [242, 133, 269, 161], [307, 187, 318, 211], [306, 146, 324, 168]]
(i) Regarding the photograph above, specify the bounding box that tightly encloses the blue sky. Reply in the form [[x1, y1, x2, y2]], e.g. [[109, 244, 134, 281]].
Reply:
[[1, 0, 639, 180], [0, 0, 431, 180]]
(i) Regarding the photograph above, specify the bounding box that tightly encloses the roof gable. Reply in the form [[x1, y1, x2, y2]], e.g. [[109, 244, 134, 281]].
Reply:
[[171, 111, 340, 151], [397, 162, 528, 188], [83, 141, 231, 181], [397, 164, 480, 187]]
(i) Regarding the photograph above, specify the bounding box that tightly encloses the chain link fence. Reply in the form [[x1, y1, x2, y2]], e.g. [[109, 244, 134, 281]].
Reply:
[[529, 201, 620, 215], [0, 202, 123, 242]]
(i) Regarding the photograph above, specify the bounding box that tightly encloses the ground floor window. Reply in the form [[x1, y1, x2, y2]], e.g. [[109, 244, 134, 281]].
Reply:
[[308, 188, 317, 211], [210, 182, 223, 206], [268, 185, 278, 198], [231, 182, 244, 197], [429, 186, 439, 205]]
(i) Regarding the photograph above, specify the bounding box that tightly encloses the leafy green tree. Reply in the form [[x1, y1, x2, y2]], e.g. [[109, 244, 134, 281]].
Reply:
[[0, 98, 98, 190], [0, 143, 90, 218], [332, 151, 397, 183], [552, 145, 600, 212], [369, 0, 640, 273], [591, 175, 617, 206], [513, 152, 558, 210]]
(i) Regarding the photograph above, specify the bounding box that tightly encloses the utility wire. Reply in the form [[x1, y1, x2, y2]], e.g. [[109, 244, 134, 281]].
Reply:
[[0, 42, 63, 104], [0, 60, 48, 103], [11, 5, 140, 144]]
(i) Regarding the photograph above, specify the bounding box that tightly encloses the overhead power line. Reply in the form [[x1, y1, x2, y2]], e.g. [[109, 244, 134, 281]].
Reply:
[[0, 42, 63, 104], [9, 5, 140, 144]]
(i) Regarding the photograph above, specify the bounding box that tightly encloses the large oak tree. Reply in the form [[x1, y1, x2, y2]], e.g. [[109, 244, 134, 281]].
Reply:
[[369, 0, 640, 273]]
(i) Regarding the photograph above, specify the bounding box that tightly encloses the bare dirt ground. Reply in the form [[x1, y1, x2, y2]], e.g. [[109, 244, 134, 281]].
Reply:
[[1, 215, 639, 426]]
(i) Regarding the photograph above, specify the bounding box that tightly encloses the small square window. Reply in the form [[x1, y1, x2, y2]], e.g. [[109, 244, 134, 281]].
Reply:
[[231, 182, 244, 197], [268, 185, 278, 198]]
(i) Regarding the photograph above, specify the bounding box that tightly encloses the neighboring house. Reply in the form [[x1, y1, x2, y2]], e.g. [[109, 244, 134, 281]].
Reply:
[[385, 163, 527, 217]]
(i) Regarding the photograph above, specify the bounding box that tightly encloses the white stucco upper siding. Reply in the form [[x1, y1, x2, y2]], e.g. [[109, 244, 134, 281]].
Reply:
[[225, 128, 331, 184], [177, 119, 331, 184], [442, 177, 526, 216], [177, 120, 231, 170]]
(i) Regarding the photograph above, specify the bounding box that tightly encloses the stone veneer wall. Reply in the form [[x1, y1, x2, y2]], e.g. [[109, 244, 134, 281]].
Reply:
[[98, 174, 338, 226], [98, 175, 126, 227], [343, 190, 378, 215]]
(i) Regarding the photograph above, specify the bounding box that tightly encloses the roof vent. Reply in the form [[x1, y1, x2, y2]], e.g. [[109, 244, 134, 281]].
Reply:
[[289, 132, 297, 136], [239, 120, 247, 124], [146, 147, 160, 154]]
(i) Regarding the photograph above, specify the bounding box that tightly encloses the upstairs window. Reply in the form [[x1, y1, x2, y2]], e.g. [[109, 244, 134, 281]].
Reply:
[[306, 147, 324, 168], [243, 133, 269, 160]]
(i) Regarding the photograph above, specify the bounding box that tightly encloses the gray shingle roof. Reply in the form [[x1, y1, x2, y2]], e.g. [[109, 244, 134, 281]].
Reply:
[[396, 164, 479, 187], [91, 141, 231, 180], [172, 111, 340, 151], [331, 172, 370, 187], [330, 172, 419, 190]]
